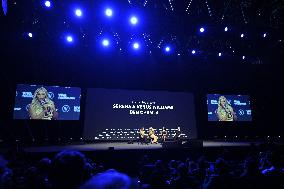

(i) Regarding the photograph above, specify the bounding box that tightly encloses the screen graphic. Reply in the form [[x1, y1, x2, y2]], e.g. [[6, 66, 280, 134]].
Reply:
[[207, 94, 252, 121], [13, 84, 81, 120], [84, 88, 197, 141]]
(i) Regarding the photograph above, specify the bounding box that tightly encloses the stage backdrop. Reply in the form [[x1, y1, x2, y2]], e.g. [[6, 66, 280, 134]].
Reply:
[[207, 94, 252, 121], [13, 84, 81, 120], [84, 88, 197, 141]]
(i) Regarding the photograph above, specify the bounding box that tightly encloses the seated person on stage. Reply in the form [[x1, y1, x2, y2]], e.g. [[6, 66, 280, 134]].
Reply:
[[139, 127, 148, 144], [173, 127, 182, 141], [160, 126, 167, 143], [148, 127, 158, 144]]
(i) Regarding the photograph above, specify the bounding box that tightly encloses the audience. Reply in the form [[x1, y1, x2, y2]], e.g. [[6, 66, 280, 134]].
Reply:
[[0, 145, 283, 189]]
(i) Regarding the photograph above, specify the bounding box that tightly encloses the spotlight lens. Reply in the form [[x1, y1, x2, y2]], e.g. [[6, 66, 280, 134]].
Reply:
[[191, 50, 196, 54], [28, 33, 33, 38], [75, 9, 82, 17], [224, 27, 228, 31], [44, 1, 51, 7], [105, 8, 112, 17], [67, 36, 73, 42], [102, 39, 109, 46], [241, 34, 244, 38], [218, 52, 222, 56], [165, 46, 170, 52], [242, 55, 245, 59], [263, 33, 266, 37], [133, 42, 139, 49], [200, 27, 205, 32], [130, 16, 138, 25]]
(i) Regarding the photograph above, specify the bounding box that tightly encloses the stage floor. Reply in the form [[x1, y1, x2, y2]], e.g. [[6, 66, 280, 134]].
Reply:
[[22, 140, 278, 153]]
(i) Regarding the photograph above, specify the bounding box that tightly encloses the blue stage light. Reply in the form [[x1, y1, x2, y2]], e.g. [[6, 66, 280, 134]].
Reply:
[[191, 50, 196, 54], [263, 33, 267, 38], [133, 42, 139, 49], [200, 27, 205, 33], [66, 35, 73, 42], [241, 33, 244, 38], [102, 39, 109, 46], [218, 52, 222, 56], [75, 9, 82, 17], [28, 33, 33, 38], [105, 8, 113, 17], [165, 46, 170, 52], [130, 16, 138, 25], [224, 27, 228, 32], [44, 1, 51, 8], [242, 55, 245, 60]]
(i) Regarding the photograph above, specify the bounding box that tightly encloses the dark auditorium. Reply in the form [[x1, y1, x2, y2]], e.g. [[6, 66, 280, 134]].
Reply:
[[0, 0, 283, 189]]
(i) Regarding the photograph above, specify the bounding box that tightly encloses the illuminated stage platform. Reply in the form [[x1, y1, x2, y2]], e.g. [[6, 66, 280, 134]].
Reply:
[[22, 140, 282, 153]]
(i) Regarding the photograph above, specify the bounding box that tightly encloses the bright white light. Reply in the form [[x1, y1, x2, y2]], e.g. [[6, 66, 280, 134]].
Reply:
[[218, 52, 222, 56], [200, 27, 205, 33], [242, 56, 245, 60], [75, 9, 82, 17], [44, 1, 51, 8], [28, 33, 33, 38], [105, 8, 112, 17], [66, 36, 73, 42], [224, 27, 228, 32], [130, 16, 138, 25], [241, 33, 244, 38], [191, 50, 196, 54], [165, 46, 170, 52], [133, 42, 139, 49], [102, 39, 109, 46], [263, 33, 267, 38]]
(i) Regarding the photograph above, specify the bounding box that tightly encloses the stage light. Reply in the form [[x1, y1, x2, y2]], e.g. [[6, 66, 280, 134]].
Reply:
[[241, 33, 244, 38], [102, 39, 109, 47], [164, 46, 171, 53], [263, 33, 267, 38], [75, 9, 82, 17], [242, 55, 245, 60], [133, 42, 139, 49], [218, 52, 222, 56], [66, 35, 73, 42], [28, 32, 33, 38], [224, 26, 228, 32], [130, 16, 138, 25], [191, 50, 196, 54], [199, 27, 205, 33], [105, 8, 113, 17], [44, 1, 51, 8]]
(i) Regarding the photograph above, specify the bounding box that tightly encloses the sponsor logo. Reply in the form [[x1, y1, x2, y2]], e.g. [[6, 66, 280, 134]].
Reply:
[[238, 109, 245, 116], [26, 104, 30, 111], [22, 92, 33, 98], [58, 93, 76, 100], [246, 110, 251, 115], [74, 106, 80, 112], [62, 105, 70, 113], [48, 92, 55, 99], [211, 100, 218, 105], [234, 100, 247, 106]]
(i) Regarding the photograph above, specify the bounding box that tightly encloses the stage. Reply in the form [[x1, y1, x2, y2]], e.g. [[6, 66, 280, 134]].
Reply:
[[21, 140, 282, 153]]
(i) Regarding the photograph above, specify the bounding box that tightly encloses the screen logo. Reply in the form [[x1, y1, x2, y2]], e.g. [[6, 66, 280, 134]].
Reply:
[[62, 105, 70, 113], [48, 92, 55, 99]]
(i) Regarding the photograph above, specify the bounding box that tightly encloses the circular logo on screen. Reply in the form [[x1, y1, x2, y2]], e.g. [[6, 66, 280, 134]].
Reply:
[[238, 109, 244, 116], [48, 92, 54, 99], [26, 104, 30, 112], [62, 105, 70, 113]]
